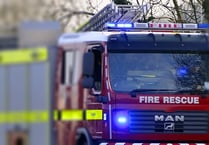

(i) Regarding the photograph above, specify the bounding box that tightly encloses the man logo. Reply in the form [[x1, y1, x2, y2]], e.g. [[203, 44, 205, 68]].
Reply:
[[154, 115, 184, 122], [155, 115, 184, 132], [164, 123, 175, 131]]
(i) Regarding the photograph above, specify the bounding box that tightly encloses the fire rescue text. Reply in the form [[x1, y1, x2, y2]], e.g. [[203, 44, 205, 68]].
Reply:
[[139, 96, 199, 104]]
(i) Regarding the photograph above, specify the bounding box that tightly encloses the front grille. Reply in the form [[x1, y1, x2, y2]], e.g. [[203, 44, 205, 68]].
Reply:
[[129, 110, 208, 134]]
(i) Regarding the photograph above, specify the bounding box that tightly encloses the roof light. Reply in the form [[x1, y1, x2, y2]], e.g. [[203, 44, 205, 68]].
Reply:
[[105, 22, 116, 28], [198, 24, 209, 29], [116, 23, 133, 28], [149, 23, 182, 29], [182, 23, 198, 29], [105, 22, 133, 29], [134, 23, 148, 28]]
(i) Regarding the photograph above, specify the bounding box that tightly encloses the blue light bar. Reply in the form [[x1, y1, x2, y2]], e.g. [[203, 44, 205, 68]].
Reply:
[[105, 22, 133, 29], [105, 22, 116, 28], [117, 23, 133, 28], [198, 24, 209, 29]]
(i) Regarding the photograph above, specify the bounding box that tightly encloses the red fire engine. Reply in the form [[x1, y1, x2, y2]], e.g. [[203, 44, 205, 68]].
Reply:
[[54, 3, 209, 145]]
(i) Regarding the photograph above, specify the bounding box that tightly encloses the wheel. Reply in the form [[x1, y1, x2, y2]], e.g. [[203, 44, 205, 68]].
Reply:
[[76, 135, 88, 145]]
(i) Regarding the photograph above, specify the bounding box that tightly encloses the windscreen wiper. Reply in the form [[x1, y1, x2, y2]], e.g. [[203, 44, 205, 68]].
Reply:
[[176, 88, 209, 98], [130, 89, 176, 97]]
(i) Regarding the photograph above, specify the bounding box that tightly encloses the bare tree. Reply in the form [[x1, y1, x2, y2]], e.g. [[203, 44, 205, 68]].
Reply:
[[0, 0, 53, 27], [0, 0, 112, 31], [202, 0, 209, 22], [0, 0, 207, 32], [49, 0, 111, 31], [132, 0, 206, 23]]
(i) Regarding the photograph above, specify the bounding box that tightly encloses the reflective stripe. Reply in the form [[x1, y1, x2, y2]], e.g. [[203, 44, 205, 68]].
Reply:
[[53, 110, 59, 121], [0, 112, 6, 123], [86, 109, 103, 120], [61, 110, 83, 121], [57, 109, 103, 121], [28, 111, 49, 123], [0, 47, 48, 65], [0, 109, 103, 123], [0, 110, 49, 123], [7, 111, 29, 123]]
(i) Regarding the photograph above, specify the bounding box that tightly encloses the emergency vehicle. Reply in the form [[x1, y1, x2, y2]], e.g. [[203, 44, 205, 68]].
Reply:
[[1, 3, 209, 145], [55, 2, 209, 145]]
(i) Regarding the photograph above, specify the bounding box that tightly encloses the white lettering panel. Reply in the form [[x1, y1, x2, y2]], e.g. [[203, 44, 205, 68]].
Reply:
[[139, 96, 200, 104]]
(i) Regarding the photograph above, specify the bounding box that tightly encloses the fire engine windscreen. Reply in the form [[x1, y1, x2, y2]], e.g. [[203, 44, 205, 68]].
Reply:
[[109, 52, 209, 92]]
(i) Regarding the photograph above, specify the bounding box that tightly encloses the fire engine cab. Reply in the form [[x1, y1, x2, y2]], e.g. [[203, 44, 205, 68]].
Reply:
[[55, 3, 209, 145], [56, 23, 209, 145]]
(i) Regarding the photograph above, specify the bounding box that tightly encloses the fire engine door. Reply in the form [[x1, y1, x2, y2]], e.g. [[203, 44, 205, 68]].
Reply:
[[86, 49, 103, 137]]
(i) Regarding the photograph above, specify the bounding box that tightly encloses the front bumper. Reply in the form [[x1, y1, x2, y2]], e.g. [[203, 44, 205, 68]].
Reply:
[[99, 143, 208, 145]]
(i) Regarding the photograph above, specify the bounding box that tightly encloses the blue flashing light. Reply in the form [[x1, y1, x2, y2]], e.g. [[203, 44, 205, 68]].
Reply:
[[114, 111, 129, 129], [117, 23, 133, 28], [198, 24, 209, 29], [106, 23, 116, 28], [105, 22, 133, 29], [177, 67, 188, 77], [117, 117, 127, 123]]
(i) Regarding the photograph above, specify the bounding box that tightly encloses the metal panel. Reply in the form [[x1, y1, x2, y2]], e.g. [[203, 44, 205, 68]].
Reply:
[[48, 46, 58, 145], [0, 66, 6, 145], [7, 65, 28, 110], [0, 66, 6, 111], [29, 62, 50, 145], [18, 21, 61, 48], [30, 123, 49, 145], [7, 64, 28, 131], [29, 62, 49, 110], [0, 125, 6, 145]]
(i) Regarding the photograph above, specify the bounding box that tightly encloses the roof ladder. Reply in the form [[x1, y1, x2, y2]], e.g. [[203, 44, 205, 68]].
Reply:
[[78, 3, 145, 31]]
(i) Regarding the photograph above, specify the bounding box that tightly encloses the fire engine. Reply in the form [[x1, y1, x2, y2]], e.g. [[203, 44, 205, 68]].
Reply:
[[55, 2, 209, 145], [1, 2, 209, 145]]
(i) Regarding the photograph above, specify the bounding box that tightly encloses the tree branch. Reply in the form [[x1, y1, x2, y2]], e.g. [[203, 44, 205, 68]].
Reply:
[[58, 10, 95, 20], [172, 0, 183, 23], [189, 0, 198, 23], [161, 4, 178, 22]]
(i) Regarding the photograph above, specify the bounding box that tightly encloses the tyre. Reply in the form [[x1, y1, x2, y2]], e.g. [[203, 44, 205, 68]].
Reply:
[[76, 135, 88, 145]]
